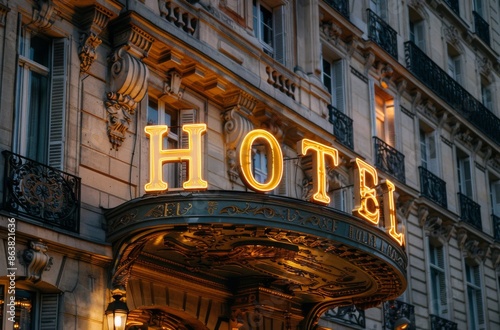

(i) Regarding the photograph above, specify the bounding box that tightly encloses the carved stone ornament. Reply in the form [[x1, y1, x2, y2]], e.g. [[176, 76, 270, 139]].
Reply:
[[163, 68, 183, 99], [320, 20, 342, 44], [79, 5, 114, 73], [223, 91, 256, 182], [21, 240, 53, 283], [408, 0, 425, 10], [106, 47, 149, 150], [0, 2, 10, 27], [444, 25, 460, 47], [32, 0, 56, 29], [478, 57, 492, 79]]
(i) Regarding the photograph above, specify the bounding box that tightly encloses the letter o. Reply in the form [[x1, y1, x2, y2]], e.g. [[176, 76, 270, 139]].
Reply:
[[239, 129, 283, 192]]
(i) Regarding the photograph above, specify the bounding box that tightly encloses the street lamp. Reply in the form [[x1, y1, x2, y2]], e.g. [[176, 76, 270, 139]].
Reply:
[[105, 291, 129, 330]]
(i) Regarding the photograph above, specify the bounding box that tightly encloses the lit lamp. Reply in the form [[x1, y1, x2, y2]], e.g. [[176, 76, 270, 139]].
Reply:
[[105, 290, 129, 330], [393, 316, 410, 330]]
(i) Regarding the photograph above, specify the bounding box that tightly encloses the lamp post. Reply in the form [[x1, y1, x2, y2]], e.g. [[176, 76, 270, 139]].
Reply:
[[105, 290, 129, 330]]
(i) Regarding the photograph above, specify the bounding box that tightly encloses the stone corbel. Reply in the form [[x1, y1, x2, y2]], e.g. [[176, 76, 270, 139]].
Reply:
[[79, 5, 114, 74], [21, 240, 53, 283], [464, 240, 489, 265], [364, 52, 376, 75], [491, 248, 500, 268], [106, 47, 150, 149], [417, 205, 429, 227], [32, 0, 57, 29], [320, 20, 342, 44], [223, 91, 256, 182]]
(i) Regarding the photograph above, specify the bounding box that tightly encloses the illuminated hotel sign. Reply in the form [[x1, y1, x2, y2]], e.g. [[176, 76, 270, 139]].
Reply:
[[144, 124, 404, 246]]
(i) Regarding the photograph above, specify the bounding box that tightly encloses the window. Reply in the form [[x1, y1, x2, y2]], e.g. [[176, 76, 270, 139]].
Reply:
[[474, 0, 485, 16], [252, 146, 268, 184], [147, 98, 196, 188], [465, 264, 485, 330], [447, 46, 461, 83], [409, 16, 425, 51], [0, 285, 60, 329], [490, 179, 500, 216], [420, 129, 437, 174], [14, 32, 67, 170], [322, 58, 345, 112], [370, 0, 388, 20], [457, 150, 473, 198], [374, 88, 395, 147], [253, 0, 285, 64], [429, 243, 448, 317], [481, 83, 493, 111]]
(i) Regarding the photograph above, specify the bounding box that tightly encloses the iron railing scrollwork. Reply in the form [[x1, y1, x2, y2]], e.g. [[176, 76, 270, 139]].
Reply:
[[324, 0, 350, 19], [430, 314, 457, 330], [492, 214, 500, 241], [473, 11, 490, 46], [328, 105, 354, 149], [405, 41, 500, 145], [443, 0, 460, 16], [367, 9, 398, 59], [458, 192, 481, 230], [374, 137, 405, 184], [419, 167, 447, 209], [383, 300, 416, 330], [322, 305, 365, 328], [2, 151, 81, 233]]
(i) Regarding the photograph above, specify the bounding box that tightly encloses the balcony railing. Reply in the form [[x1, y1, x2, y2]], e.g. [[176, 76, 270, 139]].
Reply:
[[2, 151, 81, 233], [458, 192, 481, 230], [419, 167, 447, 209], [322, 305, 365, 328], [430, 314, 457, 330], [383, 300, 416, 330], [443, 0, 460, 16], [493, 214, 500, 241], [324, 0, 350, 19], [374, 137, 405, 184], [328, 105, 354, 149], [405, 41, 500, 145], [473, 11, 490, 46], [367, 9, 398, 59]]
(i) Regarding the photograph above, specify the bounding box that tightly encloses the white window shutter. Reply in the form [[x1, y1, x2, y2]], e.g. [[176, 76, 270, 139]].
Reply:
[[39, 293, 59, 330], [428, 134, 438, 174], [415, 21, 426, 51], [332, 60, 345, 113], [491, 181, 500, 215], [273, 6, 285, 64], [277, 155, 288, 195], [48, 38, 68, 170]]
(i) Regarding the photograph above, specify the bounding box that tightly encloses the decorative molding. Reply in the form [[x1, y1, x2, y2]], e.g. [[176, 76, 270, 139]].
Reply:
[[423, 216, 454, 246], [111, 20, 155, 59], [32, 0, 57, 29], [444, 25, 460, 47], [400, 106, 414, 119], [265, 66, 296, 100], [223, 95, 255, 182], [162, 68, 183, 99], [21, 240, 53, 283], [320, 20, 342, 44], [0, 2, 10, 27], [106, 47, 149, 149], [350, 66, 368, 83], [441, 135, 453, 148], [79, 5, 114, 73], [478, 56, 493, 80], [475, 161, 486, 172]]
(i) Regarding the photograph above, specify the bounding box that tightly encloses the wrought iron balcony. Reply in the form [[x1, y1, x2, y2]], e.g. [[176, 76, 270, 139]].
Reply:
[[443, 0, 459, 16], [430, 314, 457, 330], [419, 167, 447, 209], [2, 151, 81, 233], [458, 192, 481, 230], [374, 137, 405, 184], [473, 11, 490, 46], [322, 305, 365, 328], [324, 0, 349, 19], [493, 214, 500, 241], [383, 300, 415, 330], [405, 41, 500, 145], [328, 105, 354, 149], [367, 9, 398, 59]]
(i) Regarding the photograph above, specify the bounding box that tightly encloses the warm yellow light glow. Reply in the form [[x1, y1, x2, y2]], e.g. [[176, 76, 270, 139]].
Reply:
[[115, 315, 122, 327], [144, 124, 207, 192], [239, 129, 283, 192], [382, 179, 404, 246], [353, 158, 379, 225], [297, 139, 339, 205]]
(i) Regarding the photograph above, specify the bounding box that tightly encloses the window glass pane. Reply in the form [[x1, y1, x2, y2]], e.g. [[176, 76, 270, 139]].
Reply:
[[260, 6, 273, 46], [147, 100, 159, 125], [27, 71, 49, 163], [15, 289, 35, 330], [322, 59, 332, 94], [30, 36, 50, 67]]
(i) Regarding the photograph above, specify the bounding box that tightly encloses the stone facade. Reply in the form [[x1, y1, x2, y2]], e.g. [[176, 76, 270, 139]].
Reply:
[[0, 0, 499, 329]]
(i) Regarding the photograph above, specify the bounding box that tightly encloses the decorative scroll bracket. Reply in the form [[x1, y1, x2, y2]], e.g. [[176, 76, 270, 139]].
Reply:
[[106, 22, 154, 149], [21, 240, 53, 283], [79, 5, 114, 74]]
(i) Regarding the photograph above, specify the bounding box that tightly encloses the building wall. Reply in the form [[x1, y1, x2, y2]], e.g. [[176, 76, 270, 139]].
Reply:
[[0, 0, 499, 329]]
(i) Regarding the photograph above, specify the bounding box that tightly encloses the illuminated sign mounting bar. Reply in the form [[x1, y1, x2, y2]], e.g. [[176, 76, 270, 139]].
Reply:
[[144, 124, 405, 246]]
